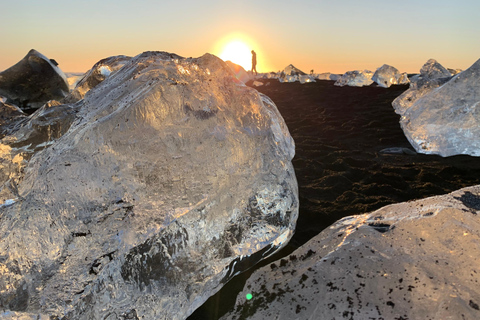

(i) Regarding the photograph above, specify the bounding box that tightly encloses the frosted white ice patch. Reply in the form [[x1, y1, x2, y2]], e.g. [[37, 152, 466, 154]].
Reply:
[[99, 66, 112, 77]]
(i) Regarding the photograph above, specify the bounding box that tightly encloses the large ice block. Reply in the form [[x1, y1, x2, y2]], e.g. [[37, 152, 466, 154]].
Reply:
[[400, 58, 480, 156], [0, 51, 298, 319], [221, 185, 480, 320]]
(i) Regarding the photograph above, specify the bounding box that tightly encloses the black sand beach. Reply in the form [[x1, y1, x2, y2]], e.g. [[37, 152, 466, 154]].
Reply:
[[189, 79, 480, 319]]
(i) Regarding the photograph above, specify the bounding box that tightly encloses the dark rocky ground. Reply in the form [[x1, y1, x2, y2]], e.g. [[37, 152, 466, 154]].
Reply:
[[188, 79, 480, 319]]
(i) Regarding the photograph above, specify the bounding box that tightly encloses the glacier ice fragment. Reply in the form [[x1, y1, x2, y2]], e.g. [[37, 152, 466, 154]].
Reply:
[[399, 58, 480, 156], [0, 51, 298, 319], [221, 185, 480, 320]]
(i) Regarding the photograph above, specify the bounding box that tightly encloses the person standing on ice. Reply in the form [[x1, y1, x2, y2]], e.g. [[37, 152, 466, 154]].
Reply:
[[251, 50, 258, 76]]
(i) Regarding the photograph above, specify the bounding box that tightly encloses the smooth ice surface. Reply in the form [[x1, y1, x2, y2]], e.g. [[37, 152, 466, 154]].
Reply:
[[221, 185, 480, 320], [0, 51, 298, 319], [334, 70, 374, 87], [0, 49, 69, 110], [400, 58, 480, 156], [372, 64, 409, 88]]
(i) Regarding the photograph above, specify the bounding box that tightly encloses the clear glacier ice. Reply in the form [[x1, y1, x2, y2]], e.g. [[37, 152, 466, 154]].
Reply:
[[334, 70, 374, 87], [400, 58, 480, 156], [372, 64, 409, 88], [392, 76, 451, 116], [419, 58, 452, 79], [313, 72, 342, 81], [221, 185, 480, 320], [0, 51, 298, 319], [392, 59, 454, 116]]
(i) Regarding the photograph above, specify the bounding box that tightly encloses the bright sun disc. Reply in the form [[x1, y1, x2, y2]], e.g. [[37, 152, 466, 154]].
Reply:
[[219, 40, 252, 71]]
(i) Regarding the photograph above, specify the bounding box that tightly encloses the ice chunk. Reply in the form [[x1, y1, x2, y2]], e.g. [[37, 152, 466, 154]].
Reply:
[[283, 64, 306, 76], [372, 64, 410, 88], [0, 49, 69, 110], [0, 99, 27, 138], [400, 58, 480, 156], [420, 58, 452, 79], [0, 51, 298, 319], [298, 75, 316, 84], [0, 100, 78, 202], [314, 72, 342, 81], [66, 55, 131, 102], [334, 70, 374, 87], [448, 68, 463, 75], [392, 58, 456, 115], [221, 185, 480, 320], [392, 76, 451, 115]]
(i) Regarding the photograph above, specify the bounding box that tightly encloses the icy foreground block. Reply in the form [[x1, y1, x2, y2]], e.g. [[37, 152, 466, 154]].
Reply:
[[334, 70, 374, 87], [372, 64, 409, 88], [400, 58, 480, 156], [0, 52, 298, 319], [0, 49, 69, 110], [221, 185, 480, 320]]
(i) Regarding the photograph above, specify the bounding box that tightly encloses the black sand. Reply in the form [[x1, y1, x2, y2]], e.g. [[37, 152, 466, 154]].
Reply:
[[189, 79, 480, 319]]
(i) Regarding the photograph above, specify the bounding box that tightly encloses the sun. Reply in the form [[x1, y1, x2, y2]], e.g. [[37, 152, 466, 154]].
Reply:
[[213, 33, 260, 72], [219, 40, 252, 71]]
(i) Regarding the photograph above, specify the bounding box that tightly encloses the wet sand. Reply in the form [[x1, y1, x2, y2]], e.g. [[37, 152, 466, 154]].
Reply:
[[189, 79, 480, 319]]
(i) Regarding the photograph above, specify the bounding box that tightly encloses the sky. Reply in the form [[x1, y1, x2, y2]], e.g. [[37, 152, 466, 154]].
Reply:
[[1, 0, 479, 74]]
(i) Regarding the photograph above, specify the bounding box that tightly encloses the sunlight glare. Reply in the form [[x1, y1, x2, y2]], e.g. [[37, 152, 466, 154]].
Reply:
[[219, 40, 252, 71]]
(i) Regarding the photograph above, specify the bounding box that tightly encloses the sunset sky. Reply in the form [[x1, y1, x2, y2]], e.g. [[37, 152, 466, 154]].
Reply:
[[1, 0, 479, 74]]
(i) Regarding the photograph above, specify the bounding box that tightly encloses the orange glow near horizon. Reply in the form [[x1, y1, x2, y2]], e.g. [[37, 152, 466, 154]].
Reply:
[[212, 33, 270, 73]]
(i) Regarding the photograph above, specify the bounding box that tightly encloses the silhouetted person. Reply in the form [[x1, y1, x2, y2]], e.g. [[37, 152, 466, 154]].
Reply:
[[251, 50, 257, 75]]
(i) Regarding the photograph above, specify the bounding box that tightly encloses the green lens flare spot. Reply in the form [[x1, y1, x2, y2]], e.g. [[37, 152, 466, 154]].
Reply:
[[246, 293, 253, 300]]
